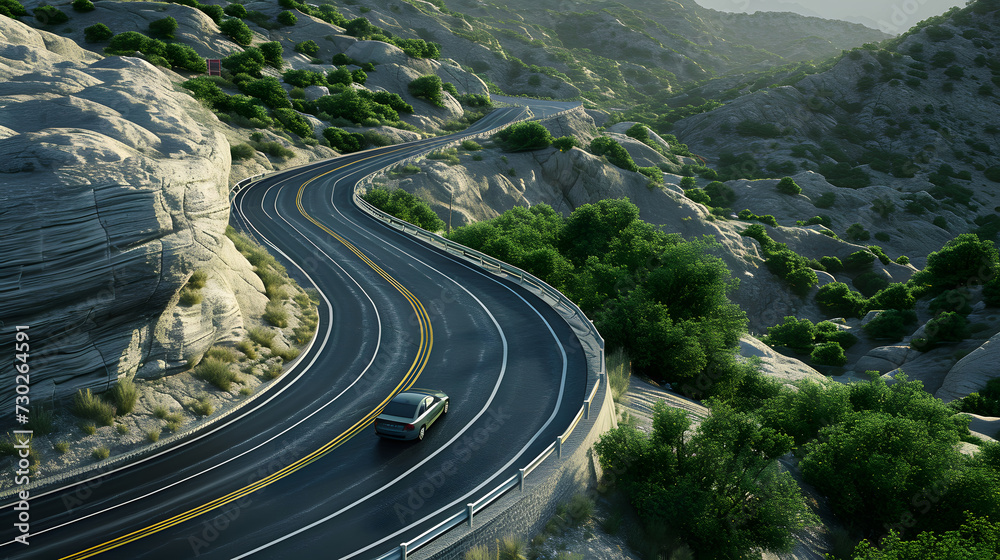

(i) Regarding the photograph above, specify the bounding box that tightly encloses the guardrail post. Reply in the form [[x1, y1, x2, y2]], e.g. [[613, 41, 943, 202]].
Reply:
[[399, 543, 407, 559], [467, 503, 475, 527], [519, 468, 525, 492], [556, 436, 563, 459], [584, 400, 591, 420]]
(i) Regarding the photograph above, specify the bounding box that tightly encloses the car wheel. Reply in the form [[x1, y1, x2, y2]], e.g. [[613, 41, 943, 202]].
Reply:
[[443, 400, 449, 414], [418, 426, 426, 441]]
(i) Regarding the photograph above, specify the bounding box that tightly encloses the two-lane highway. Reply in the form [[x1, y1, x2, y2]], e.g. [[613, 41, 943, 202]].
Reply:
[[1, 105, 587, 559]]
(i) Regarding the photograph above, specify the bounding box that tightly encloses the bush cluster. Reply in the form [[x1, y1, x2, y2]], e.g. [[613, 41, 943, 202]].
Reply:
[[362, 187, 445, 231], [740, 224, 817, 296], [495, 121, 553, 152], [106, 32, 207, 72]]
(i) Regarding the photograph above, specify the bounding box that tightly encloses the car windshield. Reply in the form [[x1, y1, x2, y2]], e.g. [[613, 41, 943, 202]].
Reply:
[[383, 401, 418, 418]]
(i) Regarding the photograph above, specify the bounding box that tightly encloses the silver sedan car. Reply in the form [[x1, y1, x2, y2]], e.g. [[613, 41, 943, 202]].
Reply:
[[374, 389, 449, 441]]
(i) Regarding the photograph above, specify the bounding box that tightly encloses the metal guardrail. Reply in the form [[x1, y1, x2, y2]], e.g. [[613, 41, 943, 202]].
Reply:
[[355, 114, 607, 558], [228, 102, 604, 560]]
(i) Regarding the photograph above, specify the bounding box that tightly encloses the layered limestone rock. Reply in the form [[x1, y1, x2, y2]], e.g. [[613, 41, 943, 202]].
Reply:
[[0, 17, 264, 408], [936, 331, 1000, 403]]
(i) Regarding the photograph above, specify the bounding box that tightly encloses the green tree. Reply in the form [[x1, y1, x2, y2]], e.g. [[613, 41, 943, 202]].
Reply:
[[277, 9, 297, 25], [594, 401, 813, 559], [704, 181, 736, 207], [72, 0, 94, 12], [408, 75, 444, 107], [625, 122, 650, 142], [801, 410, 963, 536], [863, 309, 916, 340], [495, 121, 553, 152], [776, 177, 801, 195], [323, 127, 365, 153], [0, 0, 28, 18], [853, 515, 1000, 559], [351, 68, 367, 85], [344, 16, 376, 38]]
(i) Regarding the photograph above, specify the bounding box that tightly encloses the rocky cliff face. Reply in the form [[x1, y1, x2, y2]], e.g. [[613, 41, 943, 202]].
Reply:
[[0, 16, 265, 408]]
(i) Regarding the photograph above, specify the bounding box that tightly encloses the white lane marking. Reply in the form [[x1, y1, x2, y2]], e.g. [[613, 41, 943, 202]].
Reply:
[[0, 174, 381, 548], [233, 158, 569, 560]]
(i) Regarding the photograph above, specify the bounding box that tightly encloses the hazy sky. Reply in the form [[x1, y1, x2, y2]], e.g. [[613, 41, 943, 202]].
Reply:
[[693, 0, 965, 34]]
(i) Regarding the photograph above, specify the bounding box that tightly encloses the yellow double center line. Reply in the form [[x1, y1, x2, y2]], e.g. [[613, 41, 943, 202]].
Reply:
[[63, 158, 433, 559]]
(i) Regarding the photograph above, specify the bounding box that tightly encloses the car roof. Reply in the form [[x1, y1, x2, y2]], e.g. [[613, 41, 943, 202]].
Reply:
[[391, 392, 430, 405]]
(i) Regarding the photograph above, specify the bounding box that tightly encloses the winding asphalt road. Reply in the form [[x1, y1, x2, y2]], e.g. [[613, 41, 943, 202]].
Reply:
[[1, 101, 588, 559]]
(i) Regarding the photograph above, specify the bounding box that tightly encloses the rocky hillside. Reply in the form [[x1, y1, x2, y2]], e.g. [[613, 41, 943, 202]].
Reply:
[[0, 15, 267, 408], [671, 0, 1000, 250], [319, 0, 886, 105]]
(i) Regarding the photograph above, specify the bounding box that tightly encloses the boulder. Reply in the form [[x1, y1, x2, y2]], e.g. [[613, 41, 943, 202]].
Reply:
[[0, 16, 259, 407], [936, 332, 1000, 403]]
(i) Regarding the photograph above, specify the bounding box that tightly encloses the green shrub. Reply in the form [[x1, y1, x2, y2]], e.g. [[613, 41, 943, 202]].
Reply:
[[0, 0, 27, 18], [984, 167, 1000, 183], [248, 326, 276, 347], [496, 121, 553, 152], [589, 136, 637, 172], [273, 108, 313, 138], [863, 309, 917, 340], [811, 342, 847, 366], [205, 346, 238, 363], [704, 181, 735, 207], [814, 191, 835, 208], [680, 176, 697, 189], [932, 216, 948, 229], [362, 186, 445, 231], [231, 143, 255, 160], [224, 3, 247, 17], [351, 69, 367, 85], [109, 379, 138, 415], [854, 271, 890, 298], [874, 232, 891, 243], [55, 441, 70, 453], [929, 289, 973, 316], [25, 406, 55, 436], [868, 245, 892, 265], [685, 188, 711, 205], [896, 255, 910, 265], [460, 139, 482, 151], [914, 311, 969, 350], [220, 18, 252, 46], [263, 300, 289, 328], [260, 41, 283, 68], [323, 127, 365, 153], [763, 316, 816, 350], [846, 223, 871, 242], [819, 256, 843, 273], [815, 322, 858, 349], [816, 282, 866, 318], [72, 0, 94, 11], [251, 140, 295, 159], [277, 9, 297, 25], [776, 177, 801, 195], [195, 358, 238, 391], [866, 283, 915, 311], [735, 120, 783, 138], [92, 446, 110, 460], [34, 4, 68, 25], [295, 40, 318, 57], [408, 75, 444, 106], [73, 389, 115, 426], [188, 396, 214, 416], [639, 167, 663, 184], [84, 23, 113, 42], [551, 136, 577, 152], [149, 16, 178, 39], [147, 430, 160, 442], [844, 250, 876, 271]]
